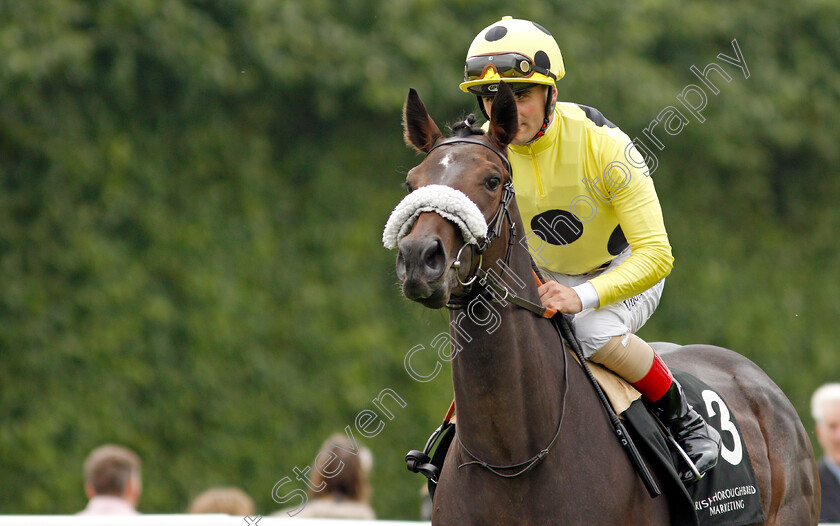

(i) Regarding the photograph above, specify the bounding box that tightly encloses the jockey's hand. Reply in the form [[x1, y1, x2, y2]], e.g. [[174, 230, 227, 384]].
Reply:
[[537, 281, 583, 314]]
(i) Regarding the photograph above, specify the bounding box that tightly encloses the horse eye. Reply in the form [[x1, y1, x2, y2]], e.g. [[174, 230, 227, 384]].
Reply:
[[485, 176, 502, 190]]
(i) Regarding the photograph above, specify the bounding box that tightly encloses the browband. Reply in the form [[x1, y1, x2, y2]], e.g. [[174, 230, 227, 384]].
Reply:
[[426, 137, 512, 177]]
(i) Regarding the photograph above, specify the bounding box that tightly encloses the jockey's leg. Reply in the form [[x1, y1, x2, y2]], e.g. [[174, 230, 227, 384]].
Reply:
[[590, 334, 721, 482]]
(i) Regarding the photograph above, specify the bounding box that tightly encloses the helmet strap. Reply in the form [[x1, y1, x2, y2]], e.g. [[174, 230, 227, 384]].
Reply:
[[476, 95, 490, 121], [526, 87, 556, 144]]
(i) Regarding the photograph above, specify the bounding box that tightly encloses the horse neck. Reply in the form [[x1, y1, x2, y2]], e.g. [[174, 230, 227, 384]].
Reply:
[[449, 200, 565, 461]]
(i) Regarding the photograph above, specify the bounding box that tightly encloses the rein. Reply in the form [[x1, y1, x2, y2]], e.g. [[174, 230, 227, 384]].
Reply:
[[400, 120, 660, 497], [456, 322, 569, 478], [415, 134, 658, 493]]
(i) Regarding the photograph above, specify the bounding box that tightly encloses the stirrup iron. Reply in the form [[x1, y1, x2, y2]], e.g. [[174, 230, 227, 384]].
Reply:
[[666, 434, 704, 484]]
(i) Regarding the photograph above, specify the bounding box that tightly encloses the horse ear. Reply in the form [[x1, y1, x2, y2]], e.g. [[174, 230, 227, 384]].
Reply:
[[403, 88, 444, 153], [487, 81, 519, 149]]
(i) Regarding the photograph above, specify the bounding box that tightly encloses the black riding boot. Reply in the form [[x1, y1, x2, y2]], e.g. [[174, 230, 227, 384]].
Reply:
[[649, 379, 721, 483]]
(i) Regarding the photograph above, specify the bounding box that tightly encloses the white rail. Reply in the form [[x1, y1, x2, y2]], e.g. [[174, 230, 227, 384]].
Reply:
[[0, 516, 834, 526], [0, 517, 430, 526]]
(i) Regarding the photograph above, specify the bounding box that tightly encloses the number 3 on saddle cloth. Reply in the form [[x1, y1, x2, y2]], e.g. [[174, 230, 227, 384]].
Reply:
[[406, 367, 765, 526]]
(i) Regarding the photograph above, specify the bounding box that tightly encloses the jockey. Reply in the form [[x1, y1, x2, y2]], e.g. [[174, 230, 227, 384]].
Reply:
[[460, 16, 721, 482]]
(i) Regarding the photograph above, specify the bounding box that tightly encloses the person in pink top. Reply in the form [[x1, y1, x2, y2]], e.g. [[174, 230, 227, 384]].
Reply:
[[77, 444, 142, 515]]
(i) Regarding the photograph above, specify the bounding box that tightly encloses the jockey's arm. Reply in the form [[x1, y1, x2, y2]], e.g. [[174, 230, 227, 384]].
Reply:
[[587, 155, 673, 307], [538, 141, 673, 314]]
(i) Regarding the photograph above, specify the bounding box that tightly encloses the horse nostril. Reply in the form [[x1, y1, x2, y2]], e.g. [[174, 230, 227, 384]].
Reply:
[[397, 235, 447, 287], [396, 251, 407, 281], [422, 238, 446, 279]]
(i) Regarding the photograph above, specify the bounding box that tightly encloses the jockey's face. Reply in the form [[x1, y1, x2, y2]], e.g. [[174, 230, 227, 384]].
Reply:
[[482, 85, 555, 145], [817, 400, 840, 464]]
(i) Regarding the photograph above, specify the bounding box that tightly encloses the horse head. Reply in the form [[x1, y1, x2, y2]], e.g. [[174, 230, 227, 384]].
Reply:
[[384, 82, 519, 308]]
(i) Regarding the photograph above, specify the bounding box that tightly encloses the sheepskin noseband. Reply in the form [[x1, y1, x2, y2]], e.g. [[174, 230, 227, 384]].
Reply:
[[382, 184, 488, 250]]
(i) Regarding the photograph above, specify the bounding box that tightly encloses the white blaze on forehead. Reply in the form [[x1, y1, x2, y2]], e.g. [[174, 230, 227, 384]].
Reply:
[[439, 152, 454, 169]]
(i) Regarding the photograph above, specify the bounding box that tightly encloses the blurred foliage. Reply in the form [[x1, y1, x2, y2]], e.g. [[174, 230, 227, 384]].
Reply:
[[0, 0, 838, 519]]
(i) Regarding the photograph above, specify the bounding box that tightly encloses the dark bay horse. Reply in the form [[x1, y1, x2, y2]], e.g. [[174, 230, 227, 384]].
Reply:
[[386, 82, 819, 525]]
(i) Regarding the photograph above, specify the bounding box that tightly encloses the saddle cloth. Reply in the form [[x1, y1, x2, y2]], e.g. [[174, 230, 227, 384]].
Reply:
[[569, 345, 766, 525], [618, 370, 766, 526]]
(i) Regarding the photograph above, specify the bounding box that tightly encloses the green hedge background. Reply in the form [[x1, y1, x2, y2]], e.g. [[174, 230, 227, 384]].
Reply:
[[1, 0, 838, 519]]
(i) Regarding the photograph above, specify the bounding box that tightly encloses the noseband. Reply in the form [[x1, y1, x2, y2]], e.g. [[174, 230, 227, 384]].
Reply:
[[427, 137, 553, 319]]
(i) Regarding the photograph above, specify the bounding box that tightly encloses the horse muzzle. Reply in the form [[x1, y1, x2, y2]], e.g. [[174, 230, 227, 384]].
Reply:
[[384, 184, 488, 308], [397, 234, 452, 307]]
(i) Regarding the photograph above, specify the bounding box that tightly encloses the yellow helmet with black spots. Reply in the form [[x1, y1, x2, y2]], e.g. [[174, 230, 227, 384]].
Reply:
[[460, 16, 565, 96]]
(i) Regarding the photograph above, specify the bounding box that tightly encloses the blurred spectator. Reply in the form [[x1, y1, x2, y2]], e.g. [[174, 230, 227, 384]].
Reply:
[[78, 444, 142, 515], [276, 433, 375, 519], [812, 383, 840, 522], [188, 486, 255, 515]]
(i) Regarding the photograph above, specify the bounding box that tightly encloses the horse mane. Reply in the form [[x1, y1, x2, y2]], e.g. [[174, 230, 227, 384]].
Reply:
[[450, 114, 485, 138]]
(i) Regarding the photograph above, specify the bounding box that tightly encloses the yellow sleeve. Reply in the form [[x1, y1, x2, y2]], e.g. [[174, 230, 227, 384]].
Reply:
[[588, 140, 674, 306]]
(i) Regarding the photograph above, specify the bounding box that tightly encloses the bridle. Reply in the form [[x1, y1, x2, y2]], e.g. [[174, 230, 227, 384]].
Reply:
[[426, 136, 554, 318], [425, 136, 515, 292], [426, 135, 516, 257], [420, 134, 568, 479]]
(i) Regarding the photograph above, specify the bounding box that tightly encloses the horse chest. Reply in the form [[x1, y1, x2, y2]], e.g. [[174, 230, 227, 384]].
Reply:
[[431, 432, 670, 525]]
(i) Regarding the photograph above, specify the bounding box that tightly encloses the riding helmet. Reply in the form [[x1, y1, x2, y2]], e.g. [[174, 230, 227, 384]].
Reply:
[[460, 16, 566, 96]]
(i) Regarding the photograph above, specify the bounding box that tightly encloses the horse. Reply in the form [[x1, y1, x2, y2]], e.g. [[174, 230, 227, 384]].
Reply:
[[385, 82, 820, 525]]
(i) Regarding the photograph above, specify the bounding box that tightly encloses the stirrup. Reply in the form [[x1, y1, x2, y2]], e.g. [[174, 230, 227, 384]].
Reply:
[[406, 449, 440, 483], [405, 421, 453, 483], [666, 435, 705, 484]]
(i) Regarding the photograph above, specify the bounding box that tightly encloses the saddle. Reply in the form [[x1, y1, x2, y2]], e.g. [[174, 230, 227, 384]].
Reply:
[[406, 346, 765, 526]]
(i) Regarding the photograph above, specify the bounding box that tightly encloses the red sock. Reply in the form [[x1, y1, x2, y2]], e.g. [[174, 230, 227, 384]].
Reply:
[[631, 353, 673, 403]]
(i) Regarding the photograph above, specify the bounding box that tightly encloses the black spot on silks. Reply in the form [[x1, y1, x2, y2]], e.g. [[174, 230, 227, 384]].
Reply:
[[531, 210, 583, 246], [576, 104, 617, 128], [532, 22, 551, 36], [607, 225, 629, 255]]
